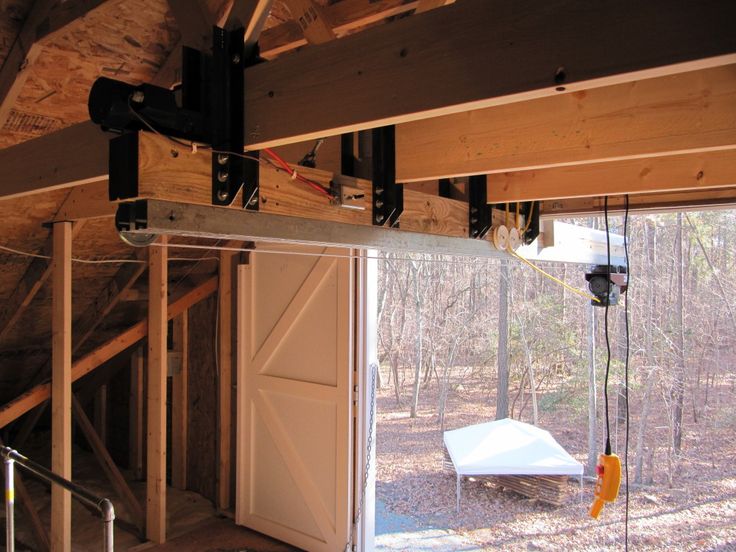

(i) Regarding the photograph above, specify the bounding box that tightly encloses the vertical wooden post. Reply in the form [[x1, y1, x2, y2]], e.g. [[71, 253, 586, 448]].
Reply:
[[217, 251, 234, 510], [51, 221, 72, 552], [171, 311, 188, 490], [146, 236, 168, 543], [129, 347, 145, 480], [93, 384, 107, 446]]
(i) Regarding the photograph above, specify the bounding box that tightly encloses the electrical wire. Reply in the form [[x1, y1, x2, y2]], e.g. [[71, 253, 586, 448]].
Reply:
[[522, 201, 536, 234], [603, 196, 612, 457], [0, 243, 218, 264], [507, 249, 601, 303], [623, 194, 631, 551], [262, 147, 334, 198]]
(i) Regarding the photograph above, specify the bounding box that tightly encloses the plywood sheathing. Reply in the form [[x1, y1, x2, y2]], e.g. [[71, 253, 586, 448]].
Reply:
[[0, 0, 178, 148]]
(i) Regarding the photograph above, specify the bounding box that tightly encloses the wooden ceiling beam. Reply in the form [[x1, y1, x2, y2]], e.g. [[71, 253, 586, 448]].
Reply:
[[0, 275, 218, 429], [243, 0, 736, 149], [281, 0, 336, 45], [487, 150, 736, 203], [541, 187, 736, 218], [398, 65, 736, 182]]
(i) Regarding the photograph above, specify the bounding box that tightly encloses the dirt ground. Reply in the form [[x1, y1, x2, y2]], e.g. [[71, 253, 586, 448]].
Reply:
[[375, 377, 736, 551]]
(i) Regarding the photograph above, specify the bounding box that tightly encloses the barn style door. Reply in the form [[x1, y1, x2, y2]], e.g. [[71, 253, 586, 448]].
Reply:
[[236, 246, 354, 552]]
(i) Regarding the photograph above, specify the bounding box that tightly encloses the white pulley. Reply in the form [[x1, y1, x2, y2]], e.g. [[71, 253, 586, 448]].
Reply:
[[492, 225, 509, 251], [507, 227, 521, 251]]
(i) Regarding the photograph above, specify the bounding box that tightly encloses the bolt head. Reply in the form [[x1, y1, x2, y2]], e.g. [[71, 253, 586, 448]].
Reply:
[[217, 189, 229, 202], [130, 90, 145, 103], [375, 214, 385, 223], [217, 153, 229, 165], [217, 170, 229, 183], [375, 200, 384, 209], [375, 187, 384, 196], [232, 53, 241, 64]]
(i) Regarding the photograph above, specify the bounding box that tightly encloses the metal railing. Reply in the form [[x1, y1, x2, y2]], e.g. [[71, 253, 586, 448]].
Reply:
[[2, 446, 115, 552]]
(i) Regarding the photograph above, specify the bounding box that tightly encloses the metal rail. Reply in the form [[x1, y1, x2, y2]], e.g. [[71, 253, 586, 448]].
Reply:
[[2, 446, 115, 552]]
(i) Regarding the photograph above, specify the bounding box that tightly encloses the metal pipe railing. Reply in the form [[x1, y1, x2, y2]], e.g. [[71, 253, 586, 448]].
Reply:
[[1, 446, 115, 552]]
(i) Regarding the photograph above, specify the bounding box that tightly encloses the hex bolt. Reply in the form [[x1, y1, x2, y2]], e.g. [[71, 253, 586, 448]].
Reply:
[[471, 207, 478, 214], [249, 196, 258, 206], [375, 187, 384, 196], [232, 53, 241, 65], [375, 200, 384, 209], [375, 214, 385, 224], [130, 90, 145, 104], [217, 153, 229, 165], [471, 217, 478, 224], [217, 189, 229, 202], [217, 171, 229, 183]]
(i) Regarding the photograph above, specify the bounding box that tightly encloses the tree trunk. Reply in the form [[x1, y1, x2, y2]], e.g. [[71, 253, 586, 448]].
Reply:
[[587, 301, 598, 475], [496, 261, 510, 419], [410, 263, 422, 418], [634, 370, 655, 484], [673, 213, 686, 453]]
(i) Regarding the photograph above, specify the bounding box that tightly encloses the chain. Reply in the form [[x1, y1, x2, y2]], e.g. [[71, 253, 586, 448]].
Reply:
[[345, 362, 377, 552]]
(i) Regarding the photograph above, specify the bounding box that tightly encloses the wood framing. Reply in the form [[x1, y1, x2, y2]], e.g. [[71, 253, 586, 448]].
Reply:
[[0, 277, 218, 429], [0, 122, 107, 201], [72, 394, 145, 531], [397, 66, 736, 182], [282, 0, 336, 44], [487, 150, 736, 203], [130, 346, 145, 481], [243, 0, 736, 149], [146, 236, 168, 543], [51, 221, 72, 552], [171, 313, 188, 490], [0, 221, 85, 344], [217, 250, 234, 510]]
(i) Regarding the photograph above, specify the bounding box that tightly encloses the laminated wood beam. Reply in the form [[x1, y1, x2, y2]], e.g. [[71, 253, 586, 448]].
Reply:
[[0, 276, 218, 428], [51, 221, 72, 552], [146, 236, 168, 544], [487, 150, 736, 203], [126, 131, 473, 238], [398, 66, 736, 183], [243, 0, 736, 149]]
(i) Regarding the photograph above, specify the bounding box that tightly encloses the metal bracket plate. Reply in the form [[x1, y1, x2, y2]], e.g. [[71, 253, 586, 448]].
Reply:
[[372, 125, 402, 227], [468, 175, 491, 239]]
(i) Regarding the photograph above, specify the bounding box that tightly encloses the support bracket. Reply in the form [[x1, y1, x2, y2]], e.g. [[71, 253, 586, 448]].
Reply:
[[372, 125, 402, 227], [468, 175, 491, 239]]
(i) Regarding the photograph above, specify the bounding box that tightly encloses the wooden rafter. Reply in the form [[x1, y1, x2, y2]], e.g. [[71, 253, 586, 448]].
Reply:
[[0, 276, 218, 428]]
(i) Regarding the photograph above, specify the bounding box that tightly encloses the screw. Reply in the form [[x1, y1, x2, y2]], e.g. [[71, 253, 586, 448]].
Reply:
[[217, 153, 229, 165], [249, 196, 258, 206], [217, 188, 229, 202], [217, 170, 229, 183], [130, 90, 145, 103], [375, 200, 384, 208], [232, 53, 241, 65], [375, 187, 384, 195], [375, 214, 385, 224]]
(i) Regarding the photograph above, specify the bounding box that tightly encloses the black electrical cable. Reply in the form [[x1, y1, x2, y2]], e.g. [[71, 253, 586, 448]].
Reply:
[[623, 194, 631, 551], [603, 196, 612, 457]]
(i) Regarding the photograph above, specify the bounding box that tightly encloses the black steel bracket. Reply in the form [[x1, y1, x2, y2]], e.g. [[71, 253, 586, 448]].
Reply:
[[468, 175, 491, 239], [88, 26, 258, 209], [372, 125, 402, 227]]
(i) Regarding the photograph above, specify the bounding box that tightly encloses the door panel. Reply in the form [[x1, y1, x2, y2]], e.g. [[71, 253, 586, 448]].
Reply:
[[236, 246, 353, 552]]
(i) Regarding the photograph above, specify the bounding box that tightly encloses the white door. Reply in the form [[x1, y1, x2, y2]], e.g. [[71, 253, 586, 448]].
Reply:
[[236, 245, 354, 552]]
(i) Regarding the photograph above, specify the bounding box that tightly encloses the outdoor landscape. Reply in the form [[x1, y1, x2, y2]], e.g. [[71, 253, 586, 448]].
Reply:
[[373, 210, 736, 551]]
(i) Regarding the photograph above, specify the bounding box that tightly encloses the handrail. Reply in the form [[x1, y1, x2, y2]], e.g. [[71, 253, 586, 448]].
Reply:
[[2, 446, 115, 552]]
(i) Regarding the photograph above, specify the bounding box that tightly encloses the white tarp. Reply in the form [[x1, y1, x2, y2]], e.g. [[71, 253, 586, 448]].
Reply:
[[444, 418, 583, 510]]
